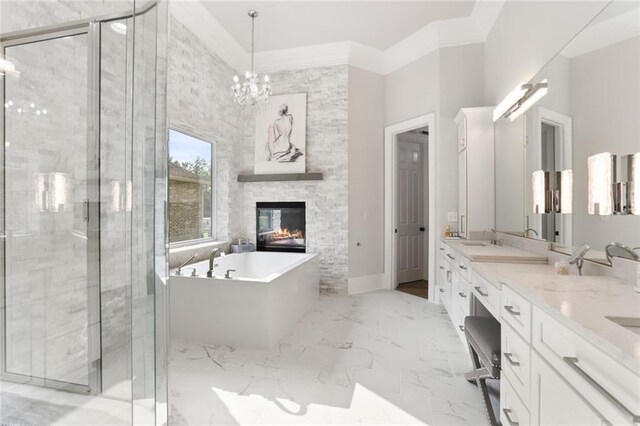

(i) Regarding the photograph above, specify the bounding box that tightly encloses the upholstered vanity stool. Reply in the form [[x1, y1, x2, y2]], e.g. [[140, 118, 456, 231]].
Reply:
[[463, 315, 502, 426]]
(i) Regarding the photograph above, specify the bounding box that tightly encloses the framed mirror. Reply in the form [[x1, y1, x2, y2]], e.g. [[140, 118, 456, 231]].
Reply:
[[495, 0, 640, 264]]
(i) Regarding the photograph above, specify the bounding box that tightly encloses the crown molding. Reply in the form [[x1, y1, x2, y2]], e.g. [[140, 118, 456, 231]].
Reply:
[[472, 0, 506, 39], [174, 0, 505, 76], [171, 1, 247, 73], [561, 8, 640, 59]]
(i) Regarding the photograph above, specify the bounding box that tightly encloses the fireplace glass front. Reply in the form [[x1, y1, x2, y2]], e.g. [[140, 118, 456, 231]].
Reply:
[[256, 202, 306, 253]]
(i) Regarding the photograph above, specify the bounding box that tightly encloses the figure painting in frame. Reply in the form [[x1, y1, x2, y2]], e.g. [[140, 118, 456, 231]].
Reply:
[[254, 93, 307, 174]]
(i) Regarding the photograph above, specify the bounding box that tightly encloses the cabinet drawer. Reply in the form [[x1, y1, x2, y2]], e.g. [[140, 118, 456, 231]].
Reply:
[[470, 269, 500, 318], [501, 374, 530, 426], [456, 256, 470, 282], [454, 275, 470, 309], [502, 322, 531, 407], [501, 284, 531, 343], [532, 306, 640, 425]]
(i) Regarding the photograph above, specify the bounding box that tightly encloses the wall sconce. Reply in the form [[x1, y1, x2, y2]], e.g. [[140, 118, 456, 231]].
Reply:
[[588, 152, 639, 215], [532, 169, 572, 214], [588, 152, 613, 215]]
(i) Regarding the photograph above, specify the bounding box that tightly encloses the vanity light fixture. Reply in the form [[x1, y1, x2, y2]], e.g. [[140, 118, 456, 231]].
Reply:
[[492, 82, 532, 122], [231, 10, 272, 107], [509, 80, 548, 121], [532, 168, 572, 214], [560, 169, 573, 214], [588, 152, 613, 215]]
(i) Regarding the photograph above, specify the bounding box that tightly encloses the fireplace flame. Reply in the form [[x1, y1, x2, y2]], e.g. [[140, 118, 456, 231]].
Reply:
[[273, 228, 304, 240]]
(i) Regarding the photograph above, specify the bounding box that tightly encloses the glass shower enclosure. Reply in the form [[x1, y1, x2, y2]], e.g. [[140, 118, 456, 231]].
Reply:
[[0, 1, 168, 424]]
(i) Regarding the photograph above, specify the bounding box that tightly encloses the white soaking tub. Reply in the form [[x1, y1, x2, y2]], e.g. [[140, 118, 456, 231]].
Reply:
[[169, 251, 319, 349]]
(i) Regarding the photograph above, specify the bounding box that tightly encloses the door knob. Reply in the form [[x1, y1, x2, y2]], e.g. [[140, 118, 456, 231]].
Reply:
[[419, 227, 425, 231]]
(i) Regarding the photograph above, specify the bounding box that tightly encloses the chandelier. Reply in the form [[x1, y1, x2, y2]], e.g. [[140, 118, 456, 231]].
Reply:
[[232, 10, 271, 106]]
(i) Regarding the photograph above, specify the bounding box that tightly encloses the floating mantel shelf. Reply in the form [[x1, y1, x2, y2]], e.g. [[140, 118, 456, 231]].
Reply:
[[237, 172, 324, 183]]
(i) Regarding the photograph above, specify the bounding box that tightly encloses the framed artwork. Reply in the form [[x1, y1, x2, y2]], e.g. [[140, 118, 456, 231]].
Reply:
[[254, 93, 307, 174]]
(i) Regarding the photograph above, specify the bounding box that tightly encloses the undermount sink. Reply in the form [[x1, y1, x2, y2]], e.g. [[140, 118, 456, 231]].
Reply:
[[605, 316, 640, 337], [463, 242, 486, 247]]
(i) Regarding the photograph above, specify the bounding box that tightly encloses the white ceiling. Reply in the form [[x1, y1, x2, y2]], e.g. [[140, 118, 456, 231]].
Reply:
[[200, 1, 476, 51]]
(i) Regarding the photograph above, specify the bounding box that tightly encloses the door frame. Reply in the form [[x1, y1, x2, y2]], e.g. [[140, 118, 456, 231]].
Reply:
[[530, 106, 573, 246], [384, 113, 436, 300]]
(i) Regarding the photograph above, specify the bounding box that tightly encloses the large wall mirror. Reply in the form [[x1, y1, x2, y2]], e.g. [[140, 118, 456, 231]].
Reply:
[[495, 0, 640, 265]]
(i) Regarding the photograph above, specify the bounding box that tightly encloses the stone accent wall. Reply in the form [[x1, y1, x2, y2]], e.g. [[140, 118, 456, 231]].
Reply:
[[236, 66, 350, 293], [168, 18, 243, 243]]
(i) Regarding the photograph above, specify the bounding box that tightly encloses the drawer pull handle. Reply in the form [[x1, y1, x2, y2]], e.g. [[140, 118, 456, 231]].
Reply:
[[502, 409, 519, 426], [503, 352, 520, 367], [459, 265, 467, 270], [474, 286, 489, 297], [563, 357, 640, 423], [440, 248, 445, 251], [504, 305, 520, 316], [439, 288, 444, 293], [458, 292, 467, 298], [439, 266, 444, 270], [458, 325, 465, 331], [447, 253, 455, 260]]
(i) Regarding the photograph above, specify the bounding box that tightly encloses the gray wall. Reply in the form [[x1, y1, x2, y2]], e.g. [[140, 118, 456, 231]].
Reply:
[[347, 66, 385, 280]]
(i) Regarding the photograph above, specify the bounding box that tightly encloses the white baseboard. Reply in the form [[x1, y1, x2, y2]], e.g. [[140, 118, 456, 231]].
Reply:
[[348, 273, 385, 295]]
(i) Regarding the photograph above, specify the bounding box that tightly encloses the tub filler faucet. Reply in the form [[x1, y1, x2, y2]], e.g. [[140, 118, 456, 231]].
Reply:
[[175, 253, 197, 276], [207, 248, 225, 278]]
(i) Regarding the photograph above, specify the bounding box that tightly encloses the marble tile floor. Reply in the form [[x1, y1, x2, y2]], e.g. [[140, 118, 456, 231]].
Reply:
[[0, 380, 131, 425], [169, 290, 487, 425]]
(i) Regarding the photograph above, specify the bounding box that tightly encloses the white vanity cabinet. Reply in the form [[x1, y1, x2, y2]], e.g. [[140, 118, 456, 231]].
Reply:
[[530, 350, 608, 426], [455, 107, 495, 238], [438, 241, 472, 346]]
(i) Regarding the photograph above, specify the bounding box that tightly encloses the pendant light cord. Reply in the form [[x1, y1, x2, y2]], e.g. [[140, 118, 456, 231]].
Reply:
[[251, 15, 255, 74]]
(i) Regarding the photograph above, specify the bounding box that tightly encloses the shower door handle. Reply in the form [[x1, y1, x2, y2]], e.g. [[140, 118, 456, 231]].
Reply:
[[83, 199, 90, 222]]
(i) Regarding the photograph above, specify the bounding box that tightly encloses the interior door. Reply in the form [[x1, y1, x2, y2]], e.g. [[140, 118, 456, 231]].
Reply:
[[1, 29, 100, 392], [396, 140, 424, 284]]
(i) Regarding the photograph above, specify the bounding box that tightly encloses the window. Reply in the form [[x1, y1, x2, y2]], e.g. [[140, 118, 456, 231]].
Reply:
[[168, 129, 214, 244]]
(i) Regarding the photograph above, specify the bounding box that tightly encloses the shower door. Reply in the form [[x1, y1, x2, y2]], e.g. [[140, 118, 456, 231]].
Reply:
[[0, 26, 101, 393]]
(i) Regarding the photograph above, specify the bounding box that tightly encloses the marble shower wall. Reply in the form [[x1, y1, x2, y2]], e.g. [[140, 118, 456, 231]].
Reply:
[[237, 67, 350, 293]]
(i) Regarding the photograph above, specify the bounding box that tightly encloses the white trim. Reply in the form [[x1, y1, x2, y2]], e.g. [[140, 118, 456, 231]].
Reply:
[[348, 273, 385, 295], [171, 1, 247, 72], [472, 0, 506, 39], [384, 113, 436, 301], [173, 3, 503, 76]]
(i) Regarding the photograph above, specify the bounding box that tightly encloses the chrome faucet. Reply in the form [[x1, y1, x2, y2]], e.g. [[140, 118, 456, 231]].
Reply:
[[605, 242, 639, 265], [175, 253, 197, 276], [225, 269, 236, 279], [524, 227, 539, 238], [568, 244, 590, 276], [483, 227, 498, 245], [207, 248, 225, 278]]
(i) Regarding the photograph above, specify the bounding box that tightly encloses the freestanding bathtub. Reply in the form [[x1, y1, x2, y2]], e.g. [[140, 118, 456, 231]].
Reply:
[[169, 251, 319, 349]]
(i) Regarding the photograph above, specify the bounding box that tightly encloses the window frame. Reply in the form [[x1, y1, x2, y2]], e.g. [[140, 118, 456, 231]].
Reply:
[[168, 126, 217, 248]]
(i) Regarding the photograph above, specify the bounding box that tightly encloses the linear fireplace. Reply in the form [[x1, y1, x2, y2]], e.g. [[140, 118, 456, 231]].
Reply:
[[256, 202, 306, 253]]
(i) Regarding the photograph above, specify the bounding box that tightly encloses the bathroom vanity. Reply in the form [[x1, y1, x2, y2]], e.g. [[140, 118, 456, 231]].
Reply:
[[437, 239, 640, 426]]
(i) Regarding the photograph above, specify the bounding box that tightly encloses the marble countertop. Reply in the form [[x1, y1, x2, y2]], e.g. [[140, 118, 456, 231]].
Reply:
[[442, 239, 547, 264], [472, 262, 640, 374]]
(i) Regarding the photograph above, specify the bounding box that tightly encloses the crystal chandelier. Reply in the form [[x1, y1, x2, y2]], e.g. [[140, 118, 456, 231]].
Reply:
[[232, 10, 271, 106]]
